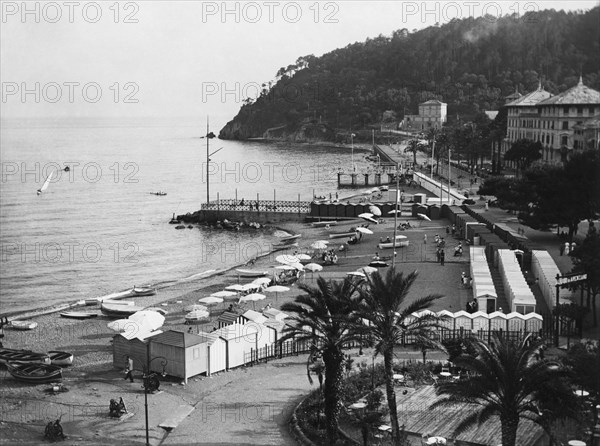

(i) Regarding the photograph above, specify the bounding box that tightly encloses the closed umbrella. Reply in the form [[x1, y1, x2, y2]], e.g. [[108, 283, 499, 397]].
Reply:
[[356, 227, 373, 235], [199, 296, 223, 306], [369, 205, 382, 216], [417, 213, 431, 221], [264, 285, 290, 301], [128, 310, 165, 331]]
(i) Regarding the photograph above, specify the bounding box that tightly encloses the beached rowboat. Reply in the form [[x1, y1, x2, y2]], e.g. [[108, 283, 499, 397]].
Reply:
[[7, 362, 62, 384], [59, 311, 98, 320], [312, 221, 337, 227], [48, 351, 74, 366], [10, 320, 38, 330], [126, 286, 156, 297], [101, 302, 145, 318], [279, 234, 301, 243], [328, 232, 356, 239], [377, 240, 410, 249], [235, 269, 268, 278], [0, 348, 50, 365]]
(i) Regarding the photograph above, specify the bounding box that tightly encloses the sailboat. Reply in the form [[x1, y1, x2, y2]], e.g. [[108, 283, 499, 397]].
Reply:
[[37, 170, 55, 195]]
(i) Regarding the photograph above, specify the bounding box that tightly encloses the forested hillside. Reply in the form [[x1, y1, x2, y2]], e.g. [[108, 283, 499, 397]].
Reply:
[[219, 7, 600, 140]]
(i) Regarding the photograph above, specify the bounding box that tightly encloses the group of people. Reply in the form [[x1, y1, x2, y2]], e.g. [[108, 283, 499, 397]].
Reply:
[[322, 250, 338, 265], [461, 272, 473, 289], [560, 241, 577, 256], [466, 298, 478, 313]]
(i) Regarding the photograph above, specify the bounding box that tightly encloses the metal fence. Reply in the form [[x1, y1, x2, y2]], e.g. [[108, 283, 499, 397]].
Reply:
[[201, 199, 311, 214]]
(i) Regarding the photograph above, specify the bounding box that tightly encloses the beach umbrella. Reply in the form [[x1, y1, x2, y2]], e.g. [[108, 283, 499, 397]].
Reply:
[[359, 266, 377, 275], [144, 307, 168, 315], [361, 190, 372, 196], [304, 262, 323, 280], [251, 277, 272, 285], [369, 187, 380, 194], [184, 304, 208, 312], [355, 227, 373, 235], [369, 205, 382, 216], [107, 319, 143, 333], [296, 254, 311, 261], [347, 271, 366, 279], [276, 254, 299, 265], [185, 309, 210, 322], [417, 213, 431, 221], [288, 262, 304, 271], [264, 285, 290, 300], [240, 283, 260, 291], [275, 264, 296, 270], [358, 212, 374, 219], [387, 210, 401, 215], [129, 310, 165, 331], [239, 293, 266, 310], [225, 284, 246, 292], [198, 296, 223, 306], [211, 290, 238, 298], [310, 241, 328, 250]]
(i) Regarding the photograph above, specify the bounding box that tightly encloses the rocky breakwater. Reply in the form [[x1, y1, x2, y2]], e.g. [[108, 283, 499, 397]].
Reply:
[[219, 118, 335, 143]]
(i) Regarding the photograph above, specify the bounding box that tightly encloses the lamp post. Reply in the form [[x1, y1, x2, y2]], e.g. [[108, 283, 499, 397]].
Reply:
[[351, 133, 356, 172], [124, 350, 168, 446]]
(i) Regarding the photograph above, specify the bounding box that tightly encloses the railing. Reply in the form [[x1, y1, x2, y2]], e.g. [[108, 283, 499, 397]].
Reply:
[[201, 199, 311, 213]]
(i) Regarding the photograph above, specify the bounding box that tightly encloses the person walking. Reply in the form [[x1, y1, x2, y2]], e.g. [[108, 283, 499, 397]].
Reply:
[[440, 249, 445, 266], [124, 356, 134, 383]]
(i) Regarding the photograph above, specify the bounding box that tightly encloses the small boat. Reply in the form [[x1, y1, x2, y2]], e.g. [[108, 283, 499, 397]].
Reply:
[[84, 298, 99, 306], [272, 242, 298, 250], [36, 170, 55, 195], [279, 234, 301, 243], [48, 351, 74, 366], [185, 309, 210, 322], [328, 231, 356, 239], [0, 348, 50, 365], [378, 240, 410, 249], [312, 221, 337, 227], [10, 320, 38, 330], [235, 269, 268, 278], [101, 302, 145, 318], [59, 311, 98, 320], [128, 286, 156, 297], [7, 362, 62, 383], [151, 192, 167, 196]]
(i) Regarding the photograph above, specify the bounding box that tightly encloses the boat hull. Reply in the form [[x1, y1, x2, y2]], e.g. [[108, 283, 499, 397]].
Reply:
[[7, 363, 63, 383], [0, 348, 50, 365], [101, 303, 145, 318], [328, 232, 355, 239], [60, 311, 98, 320], [378, 240, 410, 249], [235, 269, 268, 278], [10, 321, 38, 330], [48, 351, 74, 366]]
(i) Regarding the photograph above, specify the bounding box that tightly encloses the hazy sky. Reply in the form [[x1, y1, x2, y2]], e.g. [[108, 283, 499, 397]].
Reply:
[[1, 0, 597, 130]]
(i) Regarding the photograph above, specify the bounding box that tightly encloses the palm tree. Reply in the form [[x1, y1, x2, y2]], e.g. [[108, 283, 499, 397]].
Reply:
[[281, 277, 362, 445], [356, 269, 443, 445], [431, 335, 580, 446], [404, 139, 425, 167]]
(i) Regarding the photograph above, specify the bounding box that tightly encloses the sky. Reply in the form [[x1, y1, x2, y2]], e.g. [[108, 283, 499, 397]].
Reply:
[[1, 0, 598, 130]]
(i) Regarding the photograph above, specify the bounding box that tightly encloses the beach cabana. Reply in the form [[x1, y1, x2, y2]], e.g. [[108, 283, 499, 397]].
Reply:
[[523, 313, 543, 333], [506, 312, 526, 332], [453, 310, 473, 331], [471, 311, 489, 332], [217, 310, 248, 329], [194, 332, 227, 376], [263, 308, 288, 321], [435, 310, 455, 330], [214, 323, 259, 370], [488, 311, 508, 331], [112, 332, 158, 371]]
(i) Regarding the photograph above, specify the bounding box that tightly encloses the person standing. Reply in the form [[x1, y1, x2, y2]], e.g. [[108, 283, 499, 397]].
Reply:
[[440, 249, 445, 266], [564, 241, 570, 255], [124, 356, 134, 383], [559, 243, 565, 256], [423, 234, 427, 244]]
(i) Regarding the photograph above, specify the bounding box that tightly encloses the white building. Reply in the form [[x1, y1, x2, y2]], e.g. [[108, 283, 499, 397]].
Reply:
[[403, 99, 447, 131]]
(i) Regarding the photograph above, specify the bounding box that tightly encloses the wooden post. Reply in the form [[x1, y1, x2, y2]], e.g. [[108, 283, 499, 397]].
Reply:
[[256, 193, 259, 212], [554, 274, 560, 347], [217, 192, 220, 213]]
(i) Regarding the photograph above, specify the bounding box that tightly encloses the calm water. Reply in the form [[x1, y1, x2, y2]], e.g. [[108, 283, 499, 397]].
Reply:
[[0, 117, 359, 313]]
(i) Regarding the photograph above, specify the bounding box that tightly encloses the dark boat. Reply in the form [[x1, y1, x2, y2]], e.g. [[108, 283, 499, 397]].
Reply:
[[128, 286, 156, 297], [101, 302, 145, 318], [0, 348, 50, 365], [59, 311, 98, 320], [279, 234, 301, 243], [152, 192, 167, 196], [235, 269, 268, 278], [7, 362, 62, 383], [48, 351, 74, 366]]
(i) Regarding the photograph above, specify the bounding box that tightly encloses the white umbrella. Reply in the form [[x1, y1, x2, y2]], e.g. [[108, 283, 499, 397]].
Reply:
[[276, 254, 299, 265], [369, 205, 382, 216], [199, 296, 223, 306], [275, 264, 296, 271], [288, 262, 304, 271], [225, 284, 246, 291], [356, 227, 373, 235], [185, 309, 210, 322], [239, 292, 266, 309], [347, 271, 366, 278], [360, 266, 378, 275], [304, 262, 323, 280], [358, 212, 374, 219], [368, 260, 389, 268], [144, 307, 168, 315], [264, 285, 290, 300], [310, 241, 328, 250], [107, 319, 150, 338], [240, 283, 260, 291], [417, 213, 431, 221], [185, 304, 208, 312], [252, 277, 272, 285], [388, 210, 401, 215], [129, 310, 165, 331], [211, 290, 238, 298], [296, 254, 311, 261]]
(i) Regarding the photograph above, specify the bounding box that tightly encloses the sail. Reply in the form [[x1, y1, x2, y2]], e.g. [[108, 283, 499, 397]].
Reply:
[[39, 170, 54, 193]]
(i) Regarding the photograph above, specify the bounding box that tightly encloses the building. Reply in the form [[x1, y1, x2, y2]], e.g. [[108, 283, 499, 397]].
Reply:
[[573, 114, 600, 151], [402, 99, 447, 131], [503, 78, 600, 165]]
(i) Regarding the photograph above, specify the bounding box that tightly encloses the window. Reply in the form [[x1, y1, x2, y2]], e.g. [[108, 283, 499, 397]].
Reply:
[[577, 106, 583, 115], [561, 136, 568, 146], [562, 121, 569, 130], [563, 106, 570, 114]]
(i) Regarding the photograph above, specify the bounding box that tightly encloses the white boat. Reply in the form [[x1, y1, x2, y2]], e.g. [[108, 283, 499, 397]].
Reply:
[[312, 221, 337, 227], [48, 351, 74, 366], [378, 240, 410, 249], [10, 320, 38, 330], [36, 170, 54, 195], [279, 234, 301, 243], [101, 302, 145, 318], [328, 232, 356, 239], [59, 311, 98, 320]]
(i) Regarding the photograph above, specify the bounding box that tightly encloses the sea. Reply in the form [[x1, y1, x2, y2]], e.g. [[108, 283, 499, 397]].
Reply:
[[0, 117, 362, 313]]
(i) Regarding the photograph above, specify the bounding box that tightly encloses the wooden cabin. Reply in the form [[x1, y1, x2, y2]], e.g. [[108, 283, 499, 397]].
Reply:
[[217, 310, 248, 328], [214, 323, 259, 370]]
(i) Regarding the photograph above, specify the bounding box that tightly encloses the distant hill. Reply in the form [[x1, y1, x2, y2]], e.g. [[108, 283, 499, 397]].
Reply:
[[219, 7, 600, 141]]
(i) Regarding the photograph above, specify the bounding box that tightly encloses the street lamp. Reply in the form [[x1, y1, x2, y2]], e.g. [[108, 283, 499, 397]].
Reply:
[[124, 350, 168, 446], [351, 133, 356, 172]]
